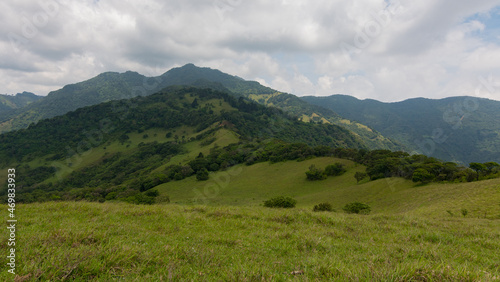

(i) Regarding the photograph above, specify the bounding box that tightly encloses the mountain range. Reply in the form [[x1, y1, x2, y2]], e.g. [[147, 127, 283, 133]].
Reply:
[[1, 64, 499, 166], [0, 91, 41, 114], [1, 65, 498, 281], [0, 64, 399, 151], [302, 95, 500, 164]]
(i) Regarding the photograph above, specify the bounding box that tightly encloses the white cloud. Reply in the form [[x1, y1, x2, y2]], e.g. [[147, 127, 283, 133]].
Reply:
[[0, 0, 499, 102]]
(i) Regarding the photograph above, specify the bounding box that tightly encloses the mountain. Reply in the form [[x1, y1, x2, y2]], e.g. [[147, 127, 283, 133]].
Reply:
[[2, 85, 495, 205], [0, 92, 41, 113], [301, 94, 500, 164], [0, 64, 400, 151], [0, 72, 152, 132], [0, 86, 369, 201]]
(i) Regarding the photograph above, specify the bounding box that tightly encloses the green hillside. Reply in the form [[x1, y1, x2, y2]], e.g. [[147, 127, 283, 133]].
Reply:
[[0, 85, 499, 281], [156, 157, 500, 217], [302, 95, 500, 164], [0, 86, 368, 203], [0, 64, 400, 152]]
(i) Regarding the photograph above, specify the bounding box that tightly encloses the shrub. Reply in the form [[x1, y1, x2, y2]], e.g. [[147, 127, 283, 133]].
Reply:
[[305, 165, 326, 180], [145, 189, 159, 197], [263, 196, 296, 208], [324, 163, 346, 176], [313, 202, 334, 212], [196, 168, 209, 181], [343, 202, 371, 214], [105, 192, 117, 201]]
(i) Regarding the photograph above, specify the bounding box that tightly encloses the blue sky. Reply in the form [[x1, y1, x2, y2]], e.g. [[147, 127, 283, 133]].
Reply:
[[1, 0, 499, 102]]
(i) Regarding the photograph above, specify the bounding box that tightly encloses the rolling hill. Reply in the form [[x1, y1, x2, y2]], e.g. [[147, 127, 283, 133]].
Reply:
[[2, 159, 499, 280], [0, 86, 369, 203], [302, 94, 500, 164]]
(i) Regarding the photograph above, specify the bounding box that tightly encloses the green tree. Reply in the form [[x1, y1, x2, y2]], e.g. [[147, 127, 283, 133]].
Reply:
[[484, 162, 500, 175], [469, 163, 486, 181], [305, 164, 326, 180], [412, 168, 434, 183], [196, 168, 209, 181], [354, 172, 368, 184], [324, 163, 346, 176]]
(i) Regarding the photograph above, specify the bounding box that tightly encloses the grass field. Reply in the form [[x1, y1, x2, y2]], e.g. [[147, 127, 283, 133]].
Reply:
[[157, 157, 500, 219], [1, 201, 499, 281], [1, 152, 500, 280]]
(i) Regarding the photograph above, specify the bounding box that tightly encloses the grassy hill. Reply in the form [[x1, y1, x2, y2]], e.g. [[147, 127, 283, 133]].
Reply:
[[302, 95, 500, 164], [2, 179, 499, 280], [0, 86, 369, 204], [3, 157, 498, 280], [156, 157, 500, 217]]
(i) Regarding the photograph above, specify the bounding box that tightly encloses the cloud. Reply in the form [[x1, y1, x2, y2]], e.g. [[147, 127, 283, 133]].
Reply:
[[0, 0, 499, 102]]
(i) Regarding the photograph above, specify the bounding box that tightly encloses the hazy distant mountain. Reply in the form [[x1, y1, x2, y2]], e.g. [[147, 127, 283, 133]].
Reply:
[[302, 94, 500, 164], [0, 92, 41, 113], [0, 64, 399, 151]]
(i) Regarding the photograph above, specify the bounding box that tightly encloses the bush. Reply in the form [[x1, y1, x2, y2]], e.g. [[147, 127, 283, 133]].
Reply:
[[324, 163, 346, 176], [343, 202, 371, 214], [145, 189, 159, 197], [196, 168, 209, 181], [263, 196, 296, 208], [313, 202, 334, 212], [305, 165, 326, 181]]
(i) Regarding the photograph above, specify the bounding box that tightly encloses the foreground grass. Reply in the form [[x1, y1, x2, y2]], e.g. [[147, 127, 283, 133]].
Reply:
[[1, 202, 499, 281]]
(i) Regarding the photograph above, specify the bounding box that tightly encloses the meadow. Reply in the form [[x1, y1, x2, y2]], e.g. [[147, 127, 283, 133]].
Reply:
[[0, 201, 499, 281], [1, 154, 500, 281]]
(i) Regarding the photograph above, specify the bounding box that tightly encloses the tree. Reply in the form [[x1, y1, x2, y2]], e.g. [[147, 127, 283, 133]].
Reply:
[[196, 168, 209, 181], [305, 164, 326, 180], [469, 162, 486, 181], [484, 162, 500, 175], [412, 168, 434, 184], [354, 172, 368, 184], [324, 163, 346, 176]]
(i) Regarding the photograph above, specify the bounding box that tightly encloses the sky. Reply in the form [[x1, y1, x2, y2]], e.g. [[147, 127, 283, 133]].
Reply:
[[1, 0, 500, 102]]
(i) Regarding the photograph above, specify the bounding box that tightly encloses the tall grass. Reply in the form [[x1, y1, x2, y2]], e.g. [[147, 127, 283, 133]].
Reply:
[[1, 202, 498, 281]]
